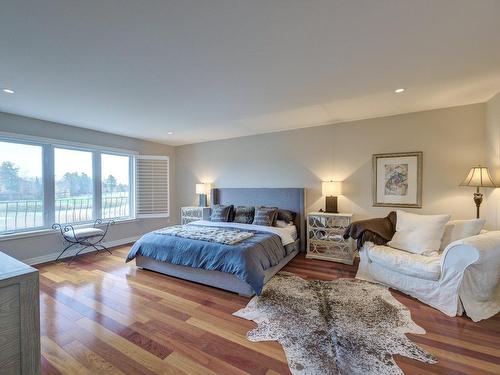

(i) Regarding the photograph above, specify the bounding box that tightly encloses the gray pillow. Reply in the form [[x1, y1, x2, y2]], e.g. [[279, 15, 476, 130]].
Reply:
[[252, 207, 278, 226], [277, 209, 296, 223], [233, 206, 255, 224], [211, 205, 233, 222]]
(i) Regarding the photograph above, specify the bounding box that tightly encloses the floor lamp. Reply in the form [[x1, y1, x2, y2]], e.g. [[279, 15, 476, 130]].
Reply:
[[460, 166, 497, 218]]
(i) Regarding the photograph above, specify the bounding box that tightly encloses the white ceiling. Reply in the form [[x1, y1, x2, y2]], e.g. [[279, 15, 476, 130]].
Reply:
[[1, 1, 500, 146]]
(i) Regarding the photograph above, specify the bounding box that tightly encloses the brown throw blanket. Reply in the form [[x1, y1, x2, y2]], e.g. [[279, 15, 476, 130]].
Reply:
[[343, 211, 397, 249]]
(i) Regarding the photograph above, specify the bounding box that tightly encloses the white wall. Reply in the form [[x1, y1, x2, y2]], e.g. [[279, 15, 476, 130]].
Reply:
[[485, 91, 500, 229], [0, 111, 176, 263], [176, 104, 487, 225]]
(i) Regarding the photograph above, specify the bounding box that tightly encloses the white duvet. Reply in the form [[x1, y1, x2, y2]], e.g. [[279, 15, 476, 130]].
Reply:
[[188, 220, 297, 246]]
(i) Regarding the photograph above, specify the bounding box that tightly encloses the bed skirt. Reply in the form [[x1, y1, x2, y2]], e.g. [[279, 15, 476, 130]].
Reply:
[[136, 248, 299, 297]]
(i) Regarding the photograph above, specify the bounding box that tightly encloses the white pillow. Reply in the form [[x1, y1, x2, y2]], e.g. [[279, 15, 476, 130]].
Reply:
[[275, 219, 293, 228], [439, 219, 486, 251], [388, 210, 450, 256]]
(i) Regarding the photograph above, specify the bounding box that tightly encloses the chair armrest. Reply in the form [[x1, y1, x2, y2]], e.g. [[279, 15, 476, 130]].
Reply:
[[441, 231, 500, 275]]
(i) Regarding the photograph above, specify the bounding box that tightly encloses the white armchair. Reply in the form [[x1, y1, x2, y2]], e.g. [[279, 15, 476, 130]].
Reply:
[[357, 231, 500, 322]]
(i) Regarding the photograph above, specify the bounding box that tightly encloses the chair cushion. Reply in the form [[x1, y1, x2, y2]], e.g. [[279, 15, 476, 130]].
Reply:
[[367, 245, 441, 281], [64, 227, 104, 240]]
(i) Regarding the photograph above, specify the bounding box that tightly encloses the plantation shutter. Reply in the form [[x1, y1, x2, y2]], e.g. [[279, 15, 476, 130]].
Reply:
[[135, 155, 169, 218]]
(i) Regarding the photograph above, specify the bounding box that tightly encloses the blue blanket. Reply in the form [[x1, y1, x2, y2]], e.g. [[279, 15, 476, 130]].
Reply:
[[126, 227, 288, 295]]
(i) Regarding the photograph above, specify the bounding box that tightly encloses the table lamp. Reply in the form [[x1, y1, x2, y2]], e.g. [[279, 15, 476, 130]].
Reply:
[[322, 181, 342, 213], [196, 183, 209, 207]]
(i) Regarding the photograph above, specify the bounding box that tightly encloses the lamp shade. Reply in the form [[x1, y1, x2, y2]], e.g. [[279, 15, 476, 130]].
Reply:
[[322, 181, 342, 196], [195, 183, 207, 195], [460, 166, 497, 187]]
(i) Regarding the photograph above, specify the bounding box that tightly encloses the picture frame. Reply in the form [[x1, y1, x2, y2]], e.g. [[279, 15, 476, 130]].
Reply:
[[372, 151, 423, 208]]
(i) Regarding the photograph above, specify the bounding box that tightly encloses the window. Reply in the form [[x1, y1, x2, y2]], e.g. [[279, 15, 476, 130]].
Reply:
[[101, 153, 131, 219], [54, 148, 94, 224], [0, 135, 141, 235], [0, 140, 44, 232]]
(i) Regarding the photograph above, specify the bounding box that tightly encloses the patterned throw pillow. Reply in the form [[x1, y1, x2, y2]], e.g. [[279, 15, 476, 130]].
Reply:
[[233, 206, 255, 224], [252, 207, 278, 226], [211, 205, 233, 222]]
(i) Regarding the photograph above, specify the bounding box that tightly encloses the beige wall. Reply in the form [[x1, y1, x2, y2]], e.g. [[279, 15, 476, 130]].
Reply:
[[485, 92, 500, 229], [0, 111, 176, 262], [176, 104, 487, 225], [1, 101, 495, 262]]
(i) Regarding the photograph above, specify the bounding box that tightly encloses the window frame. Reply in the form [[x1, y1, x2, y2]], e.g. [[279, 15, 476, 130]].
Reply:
[[0, 137, 46, 233], [100, 151, 135, 221], [0, 132, 137, 235]]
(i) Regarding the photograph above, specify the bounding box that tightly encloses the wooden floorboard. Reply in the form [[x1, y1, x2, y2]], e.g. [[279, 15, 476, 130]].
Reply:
[[36, 245, 500, 374]]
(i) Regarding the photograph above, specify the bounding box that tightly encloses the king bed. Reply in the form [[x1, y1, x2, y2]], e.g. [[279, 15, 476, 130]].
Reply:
[[126, 188, 305, 296]]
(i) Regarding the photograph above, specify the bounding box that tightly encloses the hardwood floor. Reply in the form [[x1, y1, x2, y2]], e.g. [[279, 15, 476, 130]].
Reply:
[[37, 246, 500, 375]]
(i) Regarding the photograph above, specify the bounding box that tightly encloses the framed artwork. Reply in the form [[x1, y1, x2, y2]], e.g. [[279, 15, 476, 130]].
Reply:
[[372, 151, 423, 208]]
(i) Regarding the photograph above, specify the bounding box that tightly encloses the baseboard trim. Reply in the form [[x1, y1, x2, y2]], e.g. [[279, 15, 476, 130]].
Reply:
[[23, 235, 140, 266]]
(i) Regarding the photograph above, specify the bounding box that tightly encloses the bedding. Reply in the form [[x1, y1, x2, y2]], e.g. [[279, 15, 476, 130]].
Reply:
[[275, 219, 292, 228], [127, 221, 297, 294], [282, 223, 297, 241], [192, 220, 296, 245], [155, 225, 254, 245]]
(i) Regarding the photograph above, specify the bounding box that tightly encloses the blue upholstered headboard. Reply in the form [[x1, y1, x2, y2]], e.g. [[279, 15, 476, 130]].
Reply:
[[211, 188, 306, 251]]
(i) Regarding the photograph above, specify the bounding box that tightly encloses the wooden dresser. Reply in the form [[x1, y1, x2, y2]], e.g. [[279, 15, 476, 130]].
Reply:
[[0, 251, 40, 375]]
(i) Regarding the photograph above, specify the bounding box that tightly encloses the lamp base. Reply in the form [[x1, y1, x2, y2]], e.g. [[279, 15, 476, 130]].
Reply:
[[473, 190, 483, 219], [198, 194, 207, 207], [325, 196, 338, 213]]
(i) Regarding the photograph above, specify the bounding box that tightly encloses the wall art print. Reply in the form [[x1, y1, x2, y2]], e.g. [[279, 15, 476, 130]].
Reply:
[[373, 152, 422, 208]]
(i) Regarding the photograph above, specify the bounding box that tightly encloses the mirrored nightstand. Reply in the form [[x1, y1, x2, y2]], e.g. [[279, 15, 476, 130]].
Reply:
[[306, 212, 355, 264], [181, 206, 211, 225]]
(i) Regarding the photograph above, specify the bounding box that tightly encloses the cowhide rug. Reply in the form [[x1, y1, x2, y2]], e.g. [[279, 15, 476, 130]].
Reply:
[[234, 272, 436, 375]]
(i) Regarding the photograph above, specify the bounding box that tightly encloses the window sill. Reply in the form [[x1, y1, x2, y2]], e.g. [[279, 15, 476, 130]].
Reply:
[[0, 218, 139, 242]]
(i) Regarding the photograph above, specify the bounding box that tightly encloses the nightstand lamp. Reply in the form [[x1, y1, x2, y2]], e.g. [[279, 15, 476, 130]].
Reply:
[[195, 183, 210, 207], [460, 166, 497, 218], [322, 181, 342, 213]]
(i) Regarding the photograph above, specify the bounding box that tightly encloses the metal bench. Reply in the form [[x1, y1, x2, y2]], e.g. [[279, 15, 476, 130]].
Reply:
[[52, 219, 115, 263]]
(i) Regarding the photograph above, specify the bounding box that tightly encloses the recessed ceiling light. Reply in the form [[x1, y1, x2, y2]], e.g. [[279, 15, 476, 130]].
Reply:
[[394, 88, 405, 93], [2, 88, 14, 94], [167, 132, 173, 135]]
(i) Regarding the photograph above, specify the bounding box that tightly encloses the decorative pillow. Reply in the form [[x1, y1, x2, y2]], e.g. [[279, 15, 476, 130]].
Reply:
[[233, 206, 255, 224], [252, 207, 278, 226], [210, 205, 233, 222], [256, 206, 279, 225], [277, 209, 296, 223], [387, 210, 450, 256], [440, 219, 486, 251]]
